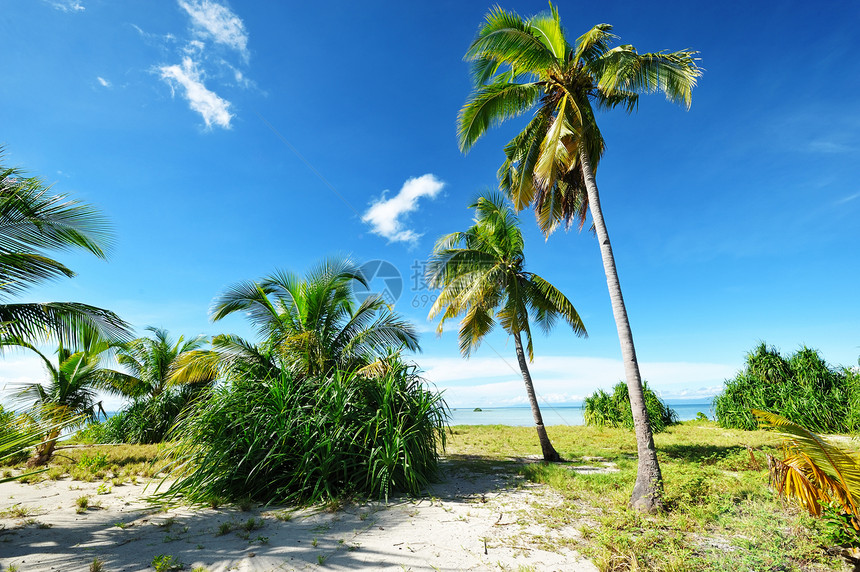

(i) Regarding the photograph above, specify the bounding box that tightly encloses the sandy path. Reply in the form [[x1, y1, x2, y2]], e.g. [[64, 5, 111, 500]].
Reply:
[[0, 462, 596, 571]]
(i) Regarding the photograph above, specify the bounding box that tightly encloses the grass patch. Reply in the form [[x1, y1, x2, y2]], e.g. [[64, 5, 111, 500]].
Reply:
[[446, 422, 842, 571]]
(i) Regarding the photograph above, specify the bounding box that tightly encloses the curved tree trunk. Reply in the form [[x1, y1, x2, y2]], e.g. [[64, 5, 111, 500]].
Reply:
[[579, 149, 664, 512], [27, 429, 61, 468], [513, 332, 561, 462]]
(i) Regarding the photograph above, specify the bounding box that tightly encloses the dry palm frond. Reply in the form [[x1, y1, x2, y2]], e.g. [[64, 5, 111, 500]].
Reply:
[[755, 409, 860, 528]]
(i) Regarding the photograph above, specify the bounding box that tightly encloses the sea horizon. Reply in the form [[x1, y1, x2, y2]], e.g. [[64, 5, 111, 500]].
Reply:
[[447, 401, 715, 426]]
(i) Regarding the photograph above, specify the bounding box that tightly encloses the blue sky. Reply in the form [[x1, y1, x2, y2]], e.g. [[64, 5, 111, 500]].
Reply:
[[1, 0, 858, 409]]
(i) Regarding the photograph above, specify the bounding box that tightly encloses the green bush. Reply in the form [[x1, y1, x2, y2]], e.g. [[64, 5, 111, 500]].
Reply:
[[582, 381, 678, 433], [155, 360, 448, 505], [77, 384, 209, 444], [714, 344, 858, 432]]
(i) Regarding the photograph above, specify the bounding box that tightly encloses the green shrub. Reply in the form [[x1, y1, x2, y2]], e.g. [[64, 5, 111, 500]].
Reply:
[[714, 344, 858, 432], [582, 381, 678, 433], [156, 360, 447, 505], [77, 384, 209, 444]]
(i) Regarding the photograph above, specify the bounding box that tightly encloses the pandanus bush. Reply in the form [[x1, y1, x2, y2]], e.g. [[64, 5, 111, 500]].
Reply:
[[583, 381, 678, 433], [155, 359, 447, 505], [715, 344, 858, 432]]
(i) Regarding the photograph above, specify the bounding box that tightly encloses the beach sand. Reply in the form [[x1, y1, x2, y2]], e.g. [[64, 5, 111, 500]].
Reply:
[[0, 461, 596, 571]]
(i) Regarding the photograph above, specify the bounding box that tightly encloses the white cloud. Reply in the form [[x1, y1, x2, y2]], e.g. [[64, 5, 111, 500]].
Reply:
[[96, 76, 111, 88], [417, 354, 736, 408], [46, 0, 85, 12], [363, 174, 444, 244], [178, 0, 249, 60], [160, 57, 233, 129]]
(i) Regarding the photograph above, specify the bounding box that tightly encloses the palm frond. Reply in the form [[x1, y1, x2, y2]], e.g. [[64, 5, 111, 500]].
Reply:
[[754, 409, 860, 522], [458, 82, 541, 152], [593, 46, 702, 110], [465, 6, 559, 76]]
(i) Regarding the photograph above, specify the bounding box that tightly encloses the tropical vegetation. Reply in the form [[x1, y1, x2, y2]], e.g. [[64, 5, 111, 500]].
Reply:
[[1, 331, 128, 466], [0, 152, 128, 345], [715, 343, 860, 433], [426, 191, 586, 461], [207, 257, 420, 377], [82, 327, 215, 444], [457, 3, 702, 511], [754, 409, 860, 546], [152, 258, 446, 504], [583, 381, 678, 433]]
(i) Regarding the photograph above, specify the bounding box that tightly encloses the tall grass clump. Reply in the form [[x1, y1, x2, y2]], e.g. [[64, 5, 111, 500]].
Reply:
[[582, 381, 678, 433], [156, 360, 447, 505], [715, 344, 859, 432]]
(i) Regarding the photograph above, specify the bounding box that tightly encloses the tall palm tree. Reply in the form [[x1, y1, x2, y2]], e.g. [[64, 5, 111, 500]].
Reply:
[[427, 192, 586, 461], [210, 257, 420, 377], [3, 331, 125, 466], [457, 5, 701, 512], [0, 153, 128, 345]]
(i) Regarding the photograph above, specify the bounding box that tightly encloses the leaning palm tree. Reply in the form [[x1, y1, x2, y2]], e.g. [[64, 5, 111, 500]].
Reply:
[[427, 192, 586, 461], [210, 257, 420, 377], [0, 153, 128, 345], [458, 4, 701, 511], [3, 331, 125, 466]]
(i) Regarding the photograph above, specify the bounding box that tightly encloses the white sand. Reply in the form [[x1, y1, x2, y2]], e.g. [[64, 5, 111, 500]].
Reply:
[[0, 462, 596, 571]]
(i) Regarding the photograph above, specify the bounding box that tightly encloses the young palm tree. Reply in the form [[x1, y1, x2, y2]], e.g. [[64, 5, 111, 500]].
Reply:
[[458, 4, 701, 511], [113, 327, 212, 399], [210, 257, 420, 377], [0, 154, 128, 344], [3, 331, 125, 466], [427, 192, 586, 461]]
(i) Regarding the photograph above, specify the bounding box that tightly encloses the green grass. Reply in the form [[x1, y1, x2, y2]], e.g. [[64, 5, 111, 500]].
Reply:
[[446, 422, 842, 571], [2, 419, 847, 569], [1, 442, 166, 483]]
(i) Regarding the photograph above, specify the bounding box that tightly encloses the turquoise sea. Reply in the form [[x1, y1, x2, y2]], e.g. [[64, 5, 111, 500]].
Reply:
[[447, 402, 714, 426]]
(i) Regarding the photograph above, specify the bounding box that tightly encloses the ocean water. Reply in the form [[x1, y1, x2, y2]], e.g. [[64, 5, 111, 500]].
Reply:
[[447, 402, 714, 426]]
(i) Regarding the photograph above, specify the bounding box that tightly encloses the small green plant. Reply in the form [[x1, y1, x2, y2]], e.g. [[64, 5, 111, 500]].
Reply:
[[151, 554, 184, 572], [75, 495, 90, 514], [89, 557, 106, 572], [317, 554, 327, 565], [0, 504, 34, 519], [216, 521, 235, 536], [96, 482, 111, 495], [311, 538, 318, 547], [241, 517, 263, 532], [77, 452, 110, 472]]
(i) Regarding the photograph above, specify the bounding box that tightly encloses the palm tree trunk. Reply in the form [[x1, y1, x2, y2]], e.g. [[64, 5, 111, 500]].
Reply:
[[579, 149, 664, 512], [513, 332, 561, 462], [27, 429, 60, 468]]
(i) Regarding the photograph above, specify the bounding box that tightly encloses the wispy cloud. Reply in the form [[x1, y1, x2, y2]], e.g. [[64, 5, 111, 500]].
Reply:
[[160, 57, 233, 129], [363, 174, 444, 244], [96, 76, 111, 88], [45, 0, 84, 12], [809, 138, 853, 154], [835, 192, 860, 205], [178, 0, 249, 60]]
